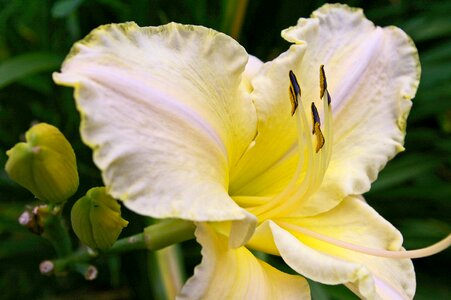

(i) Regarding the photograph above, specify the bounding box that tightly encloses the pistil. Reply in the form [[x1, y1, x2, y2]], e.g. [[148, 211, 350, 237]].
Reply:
[[278, 221, 451, 259]]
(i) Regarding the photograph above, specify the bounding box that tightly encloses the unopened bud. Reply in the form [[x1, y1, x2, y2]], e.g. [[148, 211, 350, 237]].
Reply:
[[40, 260, 54, 275], [5, 123, 79, 204], [85, 265, 98, 281], [71, 187, 128, 250], [18, 205, 49, 235]]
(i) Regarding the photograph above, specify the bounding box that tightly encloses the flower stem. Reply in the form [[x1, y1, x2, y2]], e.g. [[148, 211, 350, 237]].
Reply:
[[43, 208, 72, 257], [144, 219, 195, 250], [154, 242, 186, 299], [51, 248, 95, 273], [43, 219, 195, 275]]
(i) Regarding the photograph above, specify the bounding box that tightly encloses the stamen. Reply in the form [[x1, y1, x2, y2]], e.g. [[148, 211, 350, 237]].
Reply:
[[319, 65, 327, 99], [326, 89, 331, 106], [320, 67, 332, 167], [278, 221, 451, 259], [289, 70, 300, 115], [289, 70, 301, 96], [281, 71, 314, 196], [249, 71, 312, 218], [311, 102, 321, 132], [311, 103, 325, 153], [249, 68, 332, 220]]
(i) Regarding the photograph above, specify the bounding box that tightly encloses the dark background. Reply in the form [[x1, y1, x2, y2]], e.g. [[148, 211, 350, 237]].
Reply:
[[0, 0, 450, 299]]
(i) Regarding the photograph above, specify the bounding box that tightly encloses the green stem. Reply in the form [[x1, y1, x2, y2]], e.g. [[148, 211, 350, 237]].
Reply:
[[47, 219, 195, 274], [43, 211, 72, 257], [144, 219, 195, 250], [52, 248, 95, 272], [147, 218, 189, 299], [107, 233, 146, 254], [156, 245, 185, 299]]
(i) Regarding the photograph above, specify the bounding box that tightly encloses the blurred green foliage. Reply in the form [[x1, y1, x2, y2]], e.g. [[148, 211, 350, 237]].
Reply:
[[0, 0, 450, 299]]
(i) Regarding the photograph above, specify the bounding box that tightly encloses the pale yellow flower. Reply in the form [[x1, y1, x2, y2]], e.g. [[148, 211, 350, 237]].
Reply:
[[54, 4, 449, 299]]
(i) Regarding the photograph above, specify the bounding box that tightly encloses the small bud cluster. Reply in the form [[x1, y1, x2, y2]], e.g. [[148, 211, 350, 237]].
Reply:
[[5, 123, 128, 255]]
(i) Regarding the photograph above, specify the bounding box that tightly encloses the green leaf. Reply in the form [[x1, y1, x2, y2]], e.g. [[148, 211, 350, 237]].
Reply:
[[17, 74, 53, 95], [0, 52, 63, 89], [308, 279, 358, 300], [410, 86, 451, 121], [51, 0, 84, 18], [403, 15, 451, 42], [371, 184, 451, 201], [369, 154, 439, 193], [308, 280, 331, 300], [421, 41, 451, 63], [0, 236, 47, 259], [400, 219, 450, 249]]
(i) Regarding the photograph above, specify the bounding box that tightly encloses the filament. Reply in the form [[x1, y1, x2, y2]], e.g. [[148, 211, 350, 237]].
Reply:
[[250, 68, 333, 220]]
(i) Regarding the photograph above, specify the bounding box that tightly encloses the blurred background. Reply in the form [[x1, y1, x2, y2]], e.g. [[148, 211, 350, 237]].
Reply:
[[0, 0, 450, 299]]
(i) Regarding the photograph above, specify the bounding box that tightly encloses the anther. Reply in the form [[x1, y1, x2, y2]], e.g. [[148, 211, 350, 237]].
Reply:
[[289, 70, 301, 95], [319, 65, 327, 99], [289, 85, 298, 116], [311, 103, 325, 152], [289, 70, 301, 116], [311, 102, 321, 131]]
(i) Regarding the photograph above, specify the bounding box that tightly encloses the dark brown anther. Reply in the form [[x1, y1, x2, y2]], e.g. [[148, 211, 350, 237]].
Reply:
[[319, 65, 327, 99], [289, 70, 301, 115], [311, 102, 325, 152]]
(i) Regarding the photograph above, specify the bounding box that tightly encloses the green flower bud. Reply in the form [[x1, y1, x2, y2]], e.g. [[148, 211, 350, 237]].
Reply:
[[71, 187, 128, 250], [5, 123, 79, 204]]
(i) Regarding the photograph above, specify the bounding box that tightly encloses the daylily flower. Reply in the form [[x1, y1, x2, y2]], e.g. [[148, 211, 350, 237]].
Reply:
[[53, 3, 450, 299]]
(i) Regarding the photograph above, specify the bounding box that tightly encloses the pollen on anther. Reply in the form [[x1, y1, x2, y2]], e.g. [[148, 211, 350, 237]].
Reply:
[[319, 65, 327, 99], [311, 103, 321, 133], [313, 123, 325, 153], [311, 102, 325, 152], [289, 85, 297, 116]]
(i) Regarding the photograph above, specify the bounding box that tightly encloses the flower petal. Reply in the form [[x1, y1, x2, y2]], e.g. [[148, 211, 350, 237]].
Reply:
[[53, 23, 257, 228], [242, 55, 264, 92], [178, 224, 310, 300], [281, 3, 420, 216], [268, 221, 376, 298], [269, 196, 415, 299]]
